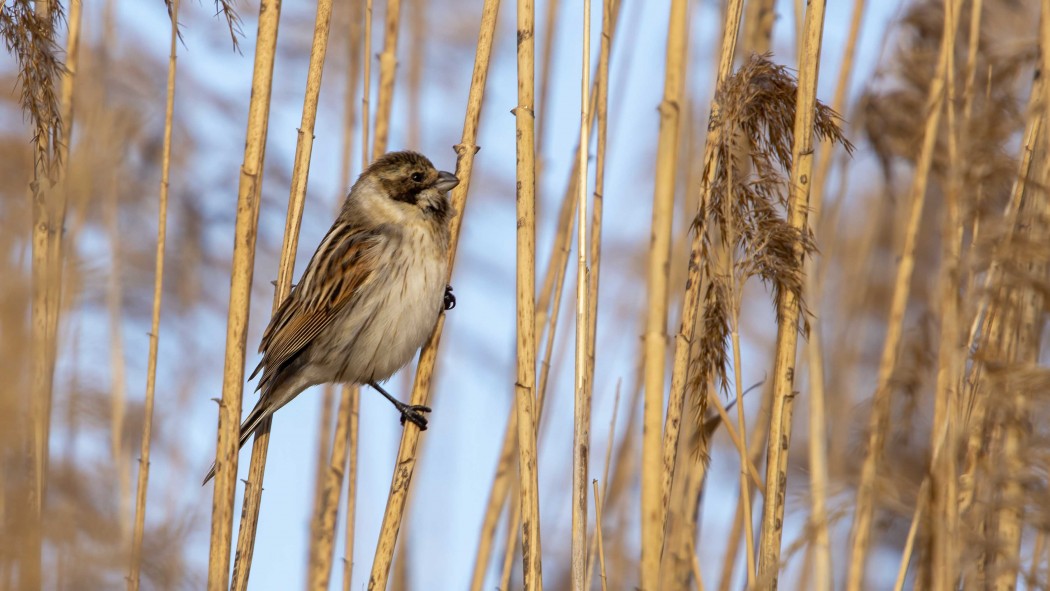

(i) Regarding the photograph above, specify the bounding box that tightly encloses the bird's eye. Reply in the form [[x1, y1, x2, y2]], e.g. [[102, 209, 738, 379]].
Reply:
[[411, 172, 424, 183]]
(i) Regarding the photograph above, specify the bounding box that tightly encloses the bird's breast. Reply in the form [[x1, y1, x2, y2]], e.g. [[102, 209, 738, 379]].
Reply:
[[329, 224, 448, 383]]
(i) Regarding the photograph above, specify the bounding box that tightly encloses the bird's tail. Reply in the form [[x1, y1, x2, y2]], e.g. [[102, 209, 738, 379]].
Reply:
[[201, 397, 275, 486]]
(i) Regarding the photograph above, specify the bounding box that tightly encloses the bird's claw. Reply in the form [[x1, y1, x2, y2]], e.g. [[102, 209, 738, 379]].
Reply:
[[399, 404, 432, 430], [444, 285, 456, 311]]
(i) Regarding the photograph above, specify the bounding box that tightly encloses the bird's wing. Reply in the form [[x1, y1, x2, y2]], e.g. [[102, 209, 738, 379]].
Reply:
[[250, 223, 385, 386]]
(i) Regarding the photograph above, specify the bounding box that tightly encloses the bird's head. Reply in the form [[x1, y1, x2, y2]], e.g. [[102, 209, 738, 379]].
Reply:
[[347, 151, 459, 224]]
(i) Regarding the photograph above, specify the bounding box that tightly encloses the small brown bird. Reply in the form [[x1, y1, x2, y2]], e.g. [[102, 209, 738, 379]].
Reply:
[[204, 151, 459, 484]]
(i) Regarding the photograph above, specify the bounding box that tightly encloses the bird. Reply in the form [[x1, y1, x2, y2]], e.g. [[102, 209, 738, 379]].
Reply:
[[204, 151, 459, 485]]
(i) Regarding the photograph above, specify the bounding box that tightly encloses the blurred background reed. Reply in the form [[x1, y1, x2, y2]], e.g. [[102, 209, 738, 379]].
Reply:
[[2, 0, 1049, 589]]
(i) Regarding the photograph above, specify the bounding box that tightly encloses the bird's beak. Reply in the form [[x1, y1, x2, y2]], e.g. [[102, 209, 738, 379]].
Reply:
[[434, 170, 460, 194]]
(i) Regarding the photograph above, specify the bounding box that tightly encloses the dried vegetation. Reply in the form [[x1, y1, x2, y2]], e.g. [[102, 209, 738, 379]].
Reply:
[[2, 0, 1050, 589]]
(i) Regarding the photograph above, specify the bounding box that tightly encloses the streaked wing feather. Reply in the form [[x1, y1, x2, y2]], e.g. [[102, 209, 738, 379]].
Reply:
[[254, 225, 382, 385]]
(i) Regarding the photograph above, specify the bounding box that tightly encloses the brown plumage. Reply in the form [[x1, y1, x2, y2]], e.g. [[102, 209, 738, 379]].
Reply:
[[204, 151, 459, 484]]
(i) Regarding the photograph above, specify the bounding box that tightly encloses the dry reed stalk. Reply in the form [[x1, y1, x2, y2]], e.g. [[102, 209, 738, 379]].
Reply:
[[960, 0, 983, 129], [365, 1, 499, 586], [582, 0, 613, 513], [406, 0, 424, 148], [809, 0, 866, 223], [570, 0, 592, 587], [340, 4, 365, 586], [105, 166, 131, 537], [362, 0, 373, 162], [206, 0, 281, 587], [639, 0, 688, 583], [893, 480, 929, 591], [311, 387, 336, 522], [843, 1, 957, 587], [743, 0, 775, 53], [536, 0, 560, 157], [582, 9, 615, 584], [716, 390, 772, 591], [659, 0, 743, 561], [342, 386, 360, 591], [13, 0, 65, 583], [928, 1, 965, 587], [756, 0, 828, 585], [802, 2, 866, 588], [230, 1, 334, 587], [127, 0, 178, 587], [585, 386, 619, 589], [341, 0, 364, 192], [659, 391, 726, 589], [469, 412, 516, 591], [720, 154, 756, 585], [803, 280, 830, 591], [1029, 533, 1047, 586], [593, 480, 608, 591], [371, 0, 401, 160], [307, 383, 354, 589], [691, 538, 706, 591], [500, 494, 521, 590], [514, 0, 543, 587], [1044, 0, 1050, 154]]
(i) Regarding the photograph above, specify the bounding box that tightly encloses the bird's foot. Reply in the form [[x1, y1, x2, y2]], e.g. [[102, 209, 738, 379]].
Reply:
[[444, 284, 456, 311], [395, 401, 432, 430], [369, 381, 432, 430]]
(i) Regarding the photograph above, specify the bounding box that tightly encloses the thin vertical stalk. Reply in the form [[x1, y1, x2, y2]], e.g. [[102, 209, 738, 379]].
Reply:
[[469, 411, 516, 591], [105, 168, 130, 536], [570, 0, 591, 587], [1044, 0, 1050, 156], [929, 1, 963, 587], [893, 482, 929, 591], [809, 0, 866, 221], [372, 0, 402, 159], [366, 0, 499, 586], [804, 277, 830, 591], [728, 329, 755, 584], [206, 0, 282, 587], [803, 0, 865, 587], [514, 0, 542, 587], [406, 0, 424, 148], [230, 0, 334, 587], [756, 0, 827, 585], [582, 12, 614, 583], [500, 497, 522, 591], [593, 480, 608, 591], [341, 0, 363, 193], [341, 387, 360, 591], [585, 387, 619, 590], [127, 0, 178, 587], [640, 0, 688, 585], [718, 144, 756, 587], [363, 0, 373, 163], [307, 384, 355, 590], [536, 0, 561, 157], [341, 3, 365, 587], [844, 2, 958, 588], [583, 0, 612, 476], [26, 0, 60, 585], [716, 390, 772, 591], [742, 0, 775, 53], [311, 387, 336, 526], [660, 0, 745, 564]]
